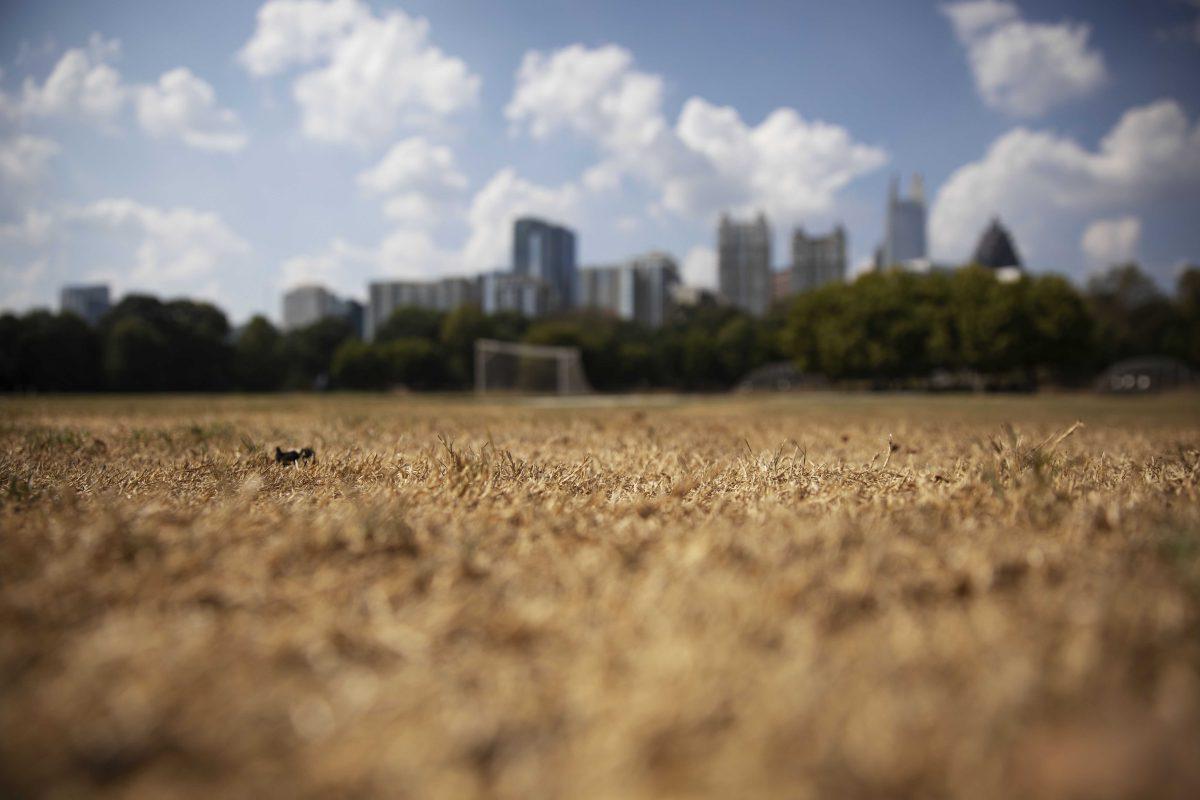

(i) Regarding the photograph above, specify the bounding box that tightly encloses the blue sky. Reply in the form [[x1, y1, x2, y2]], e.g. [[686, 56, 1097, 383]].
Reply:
[[2, 0, 1199, 322]]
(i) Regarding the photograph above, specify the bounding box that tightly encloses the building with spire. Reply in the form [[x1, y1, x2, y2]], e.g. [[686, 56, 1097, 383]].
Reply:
[[717, 212, 772, 316], [882, 174, 927, 269], [971, 218, 1023, 270]]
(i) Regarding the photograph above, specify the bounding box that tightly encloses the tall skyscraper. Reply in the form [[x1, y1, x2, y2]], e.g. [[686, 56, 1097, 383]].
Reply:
[[513, 217, 577, 311], [578, 251, 680, 329], [790, 225, 847, 294], [718, 213, 771, 317], [883, 174, 927, 268], [59, 284, 111, 326]]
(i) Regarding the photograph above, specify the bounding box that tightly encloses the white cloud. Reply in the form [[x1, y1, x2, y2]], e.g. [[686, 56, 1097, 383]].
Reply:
[[18, 34, 127, 124], [379, 194, 440, 227], [506, 44, 665, 151], [377, 228, 464, 279], [582, 160, 623, 193], [615, 215, 640, 233], [2, 200, 251, 311], [505, 43, 884, 227], [238, 0, 368, 76], [930, 100, 1200, 270], [942, 1, 1106, 117], [681, 245, 716, 289], [1081, 216, 1140, 267], [5, 35, 244, 154], [357, 137, 467, 227], [280, 237, 375, 296], [941, 0, 1018, 39], [0, 134, 58, 189], [674, 98, 887, 220], [357, 136, 466, 195], [71, 198, 251, 290], [239, 0, 479, 145], [0, 209, 54, 246], [0, 257, 49, 311], [135, 68, 248, 152]]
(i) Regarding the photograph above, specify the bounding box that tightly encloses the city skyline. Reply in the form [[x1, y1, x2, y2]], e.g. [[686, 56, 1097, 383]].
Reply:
[[2, 0, 1200, 323]]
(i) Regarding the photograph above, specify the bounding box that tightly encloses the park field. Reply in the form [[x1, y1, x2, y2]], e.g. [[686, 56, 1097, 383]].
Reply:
[[2, 392, 1199, 798]]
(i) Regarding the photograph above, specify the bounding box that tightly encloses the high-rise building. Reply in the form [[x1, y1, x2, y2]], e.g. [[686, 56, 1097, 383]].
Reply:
[[883, 175, 927, 269], [59, 284, 111, 326], [342, 300, 365, 340], [513, 217, 577, 311], [578, 251, 680, 329], [283, 285, 364, 337], [481, 272, 552, 318], [632, 252, 680, 329], [791, 225, 847, 294], [366, 277, 480, 339], [579, 263, 634, 320], [971, 218, 1023, 270], [717, 213, 772, 316]]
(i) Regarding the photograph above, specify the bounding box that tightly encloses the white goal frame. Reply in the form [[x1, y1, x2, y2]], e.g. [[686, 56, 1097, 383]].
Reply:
[[474, 338, 591, 395]]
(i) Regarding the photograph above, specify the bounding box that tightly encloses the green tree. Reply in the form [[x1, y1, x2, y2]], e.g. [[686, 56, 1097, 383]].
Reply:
[[331, 338, 446, 390], [374, 306, 445, 342], [440, 305, 528, 388], [1175, 267, 1200, 366], [1025, 274, 1093, 381], [331, 340, 391, 389], [381, 338, 444, 389], [0, 314, 19, 390], [165, 299, 234, 389], [715, 315, 768, 382], [0, 311, 103, 391], [283, 316, 355, 389], [105, 317, 171, 391], [949, 268, 1028, 375], [1086, 263, 1179, 365], [234, 316, 287, 391], [99, 294, 233, 390]]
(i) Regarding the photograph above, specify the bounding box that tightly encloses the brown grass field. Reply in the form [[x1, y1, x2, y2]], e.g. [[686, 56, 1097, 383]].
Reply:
[[2, 392, 1199, 799]]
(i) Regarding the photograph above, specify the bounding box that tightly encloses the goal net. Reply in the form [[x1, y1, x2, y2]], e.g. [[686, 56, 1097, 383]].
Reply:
[[474, 339, 592, 395]]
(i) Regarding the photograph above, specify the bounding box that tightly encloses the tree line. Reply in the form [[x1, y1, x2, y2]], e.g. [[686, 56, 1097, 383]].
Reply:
[[2, 263, 1197, 393]]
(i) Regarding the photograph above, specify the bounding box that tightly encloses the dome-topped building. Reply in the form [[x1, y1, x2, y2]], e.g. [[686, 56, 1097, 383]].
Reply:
[[971, 218, 1023, 270]]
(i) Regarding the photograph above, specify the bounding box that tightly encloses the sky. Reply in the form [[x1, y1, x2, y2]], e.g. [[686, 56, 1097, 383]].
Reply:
[[1, 0, 1199, 323]]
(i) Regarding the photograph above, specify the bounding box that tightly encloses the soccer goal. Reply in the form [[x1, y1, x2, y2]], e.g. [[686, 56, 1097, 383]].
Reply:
[[474, 339, 592, 395]]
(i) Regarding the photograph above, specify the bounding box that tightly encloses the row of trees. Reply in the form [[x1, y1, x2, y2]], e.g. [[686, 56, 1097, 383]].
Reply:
[[2, 264, 1197, 393]]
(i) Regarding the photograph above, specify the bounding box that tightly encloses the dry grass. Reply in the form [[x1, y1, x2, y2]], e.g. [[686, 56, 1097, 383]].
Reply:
[[2, 392, 1199, 799]]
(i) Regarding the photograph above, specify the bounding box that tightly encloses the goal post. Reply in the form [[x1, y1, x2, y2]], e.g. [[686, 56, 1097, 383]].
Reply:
[[474, 339, 592, 395]]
